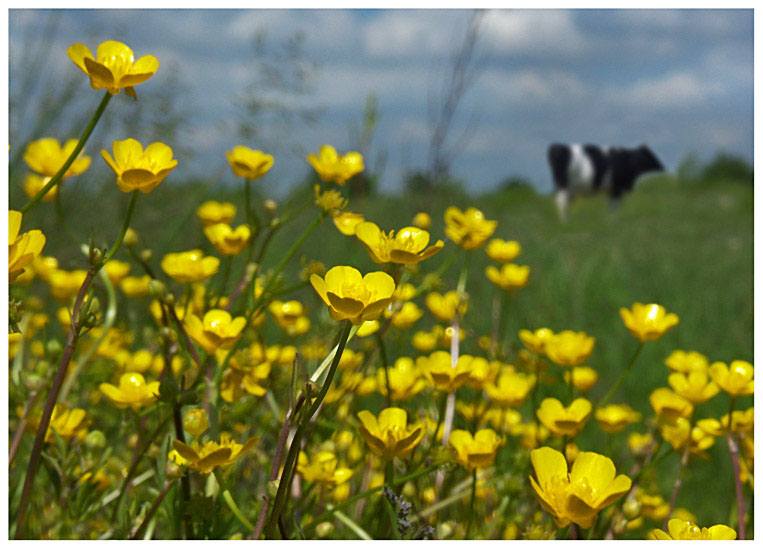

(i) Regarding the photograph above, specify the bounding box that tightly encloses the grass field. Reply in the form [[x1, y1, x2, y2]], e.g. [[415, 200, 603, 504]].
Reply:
[[14, 163, 752, 531]]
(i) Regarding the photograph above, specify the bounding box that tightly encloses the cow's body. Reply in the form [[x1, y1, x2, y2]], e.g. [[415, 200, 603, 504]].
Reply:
[[548, 143, 664, 222]]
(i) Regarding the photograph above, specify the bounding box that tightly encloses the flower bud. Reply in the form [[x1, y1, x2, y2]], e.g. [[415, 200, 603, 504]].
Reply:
[[140, 249, 153, 262], [46, 338, 63, 359], [85, 430, 107, 449], [412, 212, 431, 230], [123, 228, 139, 247], [623, 499, 641, 520], [183, 408, 210, 436], [148, 279, 167, 300], [264, 199, 278, 213], [316, 522, 334, 538]]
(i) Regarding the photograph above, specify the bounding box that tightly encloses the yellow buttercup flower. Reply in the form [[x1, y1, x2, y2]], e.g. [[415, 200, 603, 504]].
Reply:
[[667, 370, 719, 403], [23, 137, 91, 178], [649, 518, 736, 540], [337, 349, 364, 371], [161, 249, 220, 284], [619, 302, 679, 342], [595, 404, 642, 434], [103, 260, 131, 286], [47, 269, 88, 302], [101, 138, 177, 194], [332, 211, 365, 235], [310, 265, 395, 325], [485, 370, 536, 407], [67, 40, 159, 98], [443, 206, 497, 250], [225, 145, 274, 179], [412, 329, 438, 352], [120, 275, 151, 297], [185, 309, 246, 354], [307, 144, 364, 185], [425, 291, 467, 323], [486, 238, 521, 263], [197, 201, 236, 227], [376, 357, 427, 401], [412, 211, 431, 230], [536, 398, 592, 438], [544, 330, 595, 368], [511, 421, 549, 449], [465, 357, 501, 389], [649, 387, 694, 421], [23, 173, 58, 202], [99, 372, 160, 410], [529, 446, 631, 528], [183, 409, 210, 437], [171, 434, 256, 476], [719, 406, 754, 433], [418, 351, 475, 393], [31, 255, 59, 281], [485, 263, 530, 292], [708, 360, 754, 396], [563, 366, 599, 392], [314, 184, 347, 214], [519, 327, 554, 354], [449, 429, 503, 470], [268, 300, 311, 336], [387, 301, 423, 329], [297, 451, 353, 488], [628, 432, 654, 456], [219, 349, 271, 402], [31, 404, 88, 443], [355, 221, 444, 265], [9, 211, 46, 283], [659, 417, 716, 455], [204, 223, 251, 256], [665, 349, 709, 373], [357, 407, 424, 460]]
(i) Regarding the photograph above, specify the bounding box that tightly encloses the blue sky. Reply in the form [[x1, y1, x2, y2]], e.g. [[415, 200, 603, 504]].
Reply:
[[8, 9, 753, 194]]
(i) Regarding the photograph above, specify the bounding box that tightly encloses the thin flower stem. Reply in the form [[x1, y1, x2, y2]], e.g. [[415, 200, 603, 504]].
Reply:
[[8, 391, 41, 468], [172, 402, 194, 539], [466, 469, 477, 538], [13, 267, 95, 539], [597, 342, 644, 408], [59, 265, 117, 402], [129, 478, 177, 539], [220, 213, 325, 374], [110, 414, 172, 521], [264, 320, 352, 538], [21, 91, 112, 214], [664, 445, 690, 530], [725, 395, 746, 539], [377, 331, 392, 408], [250, 395, 306, 539], [98, 190, 140, 271]]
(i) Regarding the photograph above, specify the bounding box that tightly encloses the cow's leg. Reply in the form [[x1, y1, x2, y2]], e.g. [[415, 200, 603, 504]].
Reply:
[[555, 189, 570, 223]]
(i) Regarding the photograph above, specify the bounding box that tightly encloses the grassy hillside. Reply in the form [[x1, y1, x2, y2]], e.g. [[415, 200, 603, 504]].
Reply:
[[14, 168, 752, 528]]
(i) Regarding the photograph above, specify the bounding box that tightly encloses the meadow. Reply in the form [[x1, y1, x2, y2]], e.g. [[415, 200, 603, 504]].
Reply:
[[8, 38, 753, 541]]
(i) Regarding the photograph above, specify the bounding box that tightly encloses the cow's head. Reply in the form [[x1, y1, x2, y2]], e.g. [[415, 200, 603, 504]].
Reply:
[[634, 145, 664, 174]]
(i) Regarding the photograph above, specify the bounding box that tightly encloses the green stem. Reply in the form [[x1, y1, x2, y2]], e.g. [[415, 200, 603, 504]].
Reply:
[[264, 319, 351, 538], [377, 331, 392, 407], [97, 190, 140, 274], [220, 213, 325, 375], [215, 470, 255, 531], [21, 91, 112, 214], [466, 468, 477, 538], [597, 342, 644, 408]]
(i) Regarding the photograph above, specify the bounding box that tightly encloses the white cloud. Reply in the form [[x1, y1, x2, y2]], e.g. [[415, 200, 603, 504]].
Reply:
[[610, 71, 720, 111], [363, 10, 464, 58], [481, 9, 587, 57]]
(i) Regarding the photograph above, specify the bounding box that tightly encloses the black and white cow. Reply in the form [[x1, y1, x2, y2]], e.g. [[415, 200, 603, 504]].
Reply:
[[548, 143, 664, 222]]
